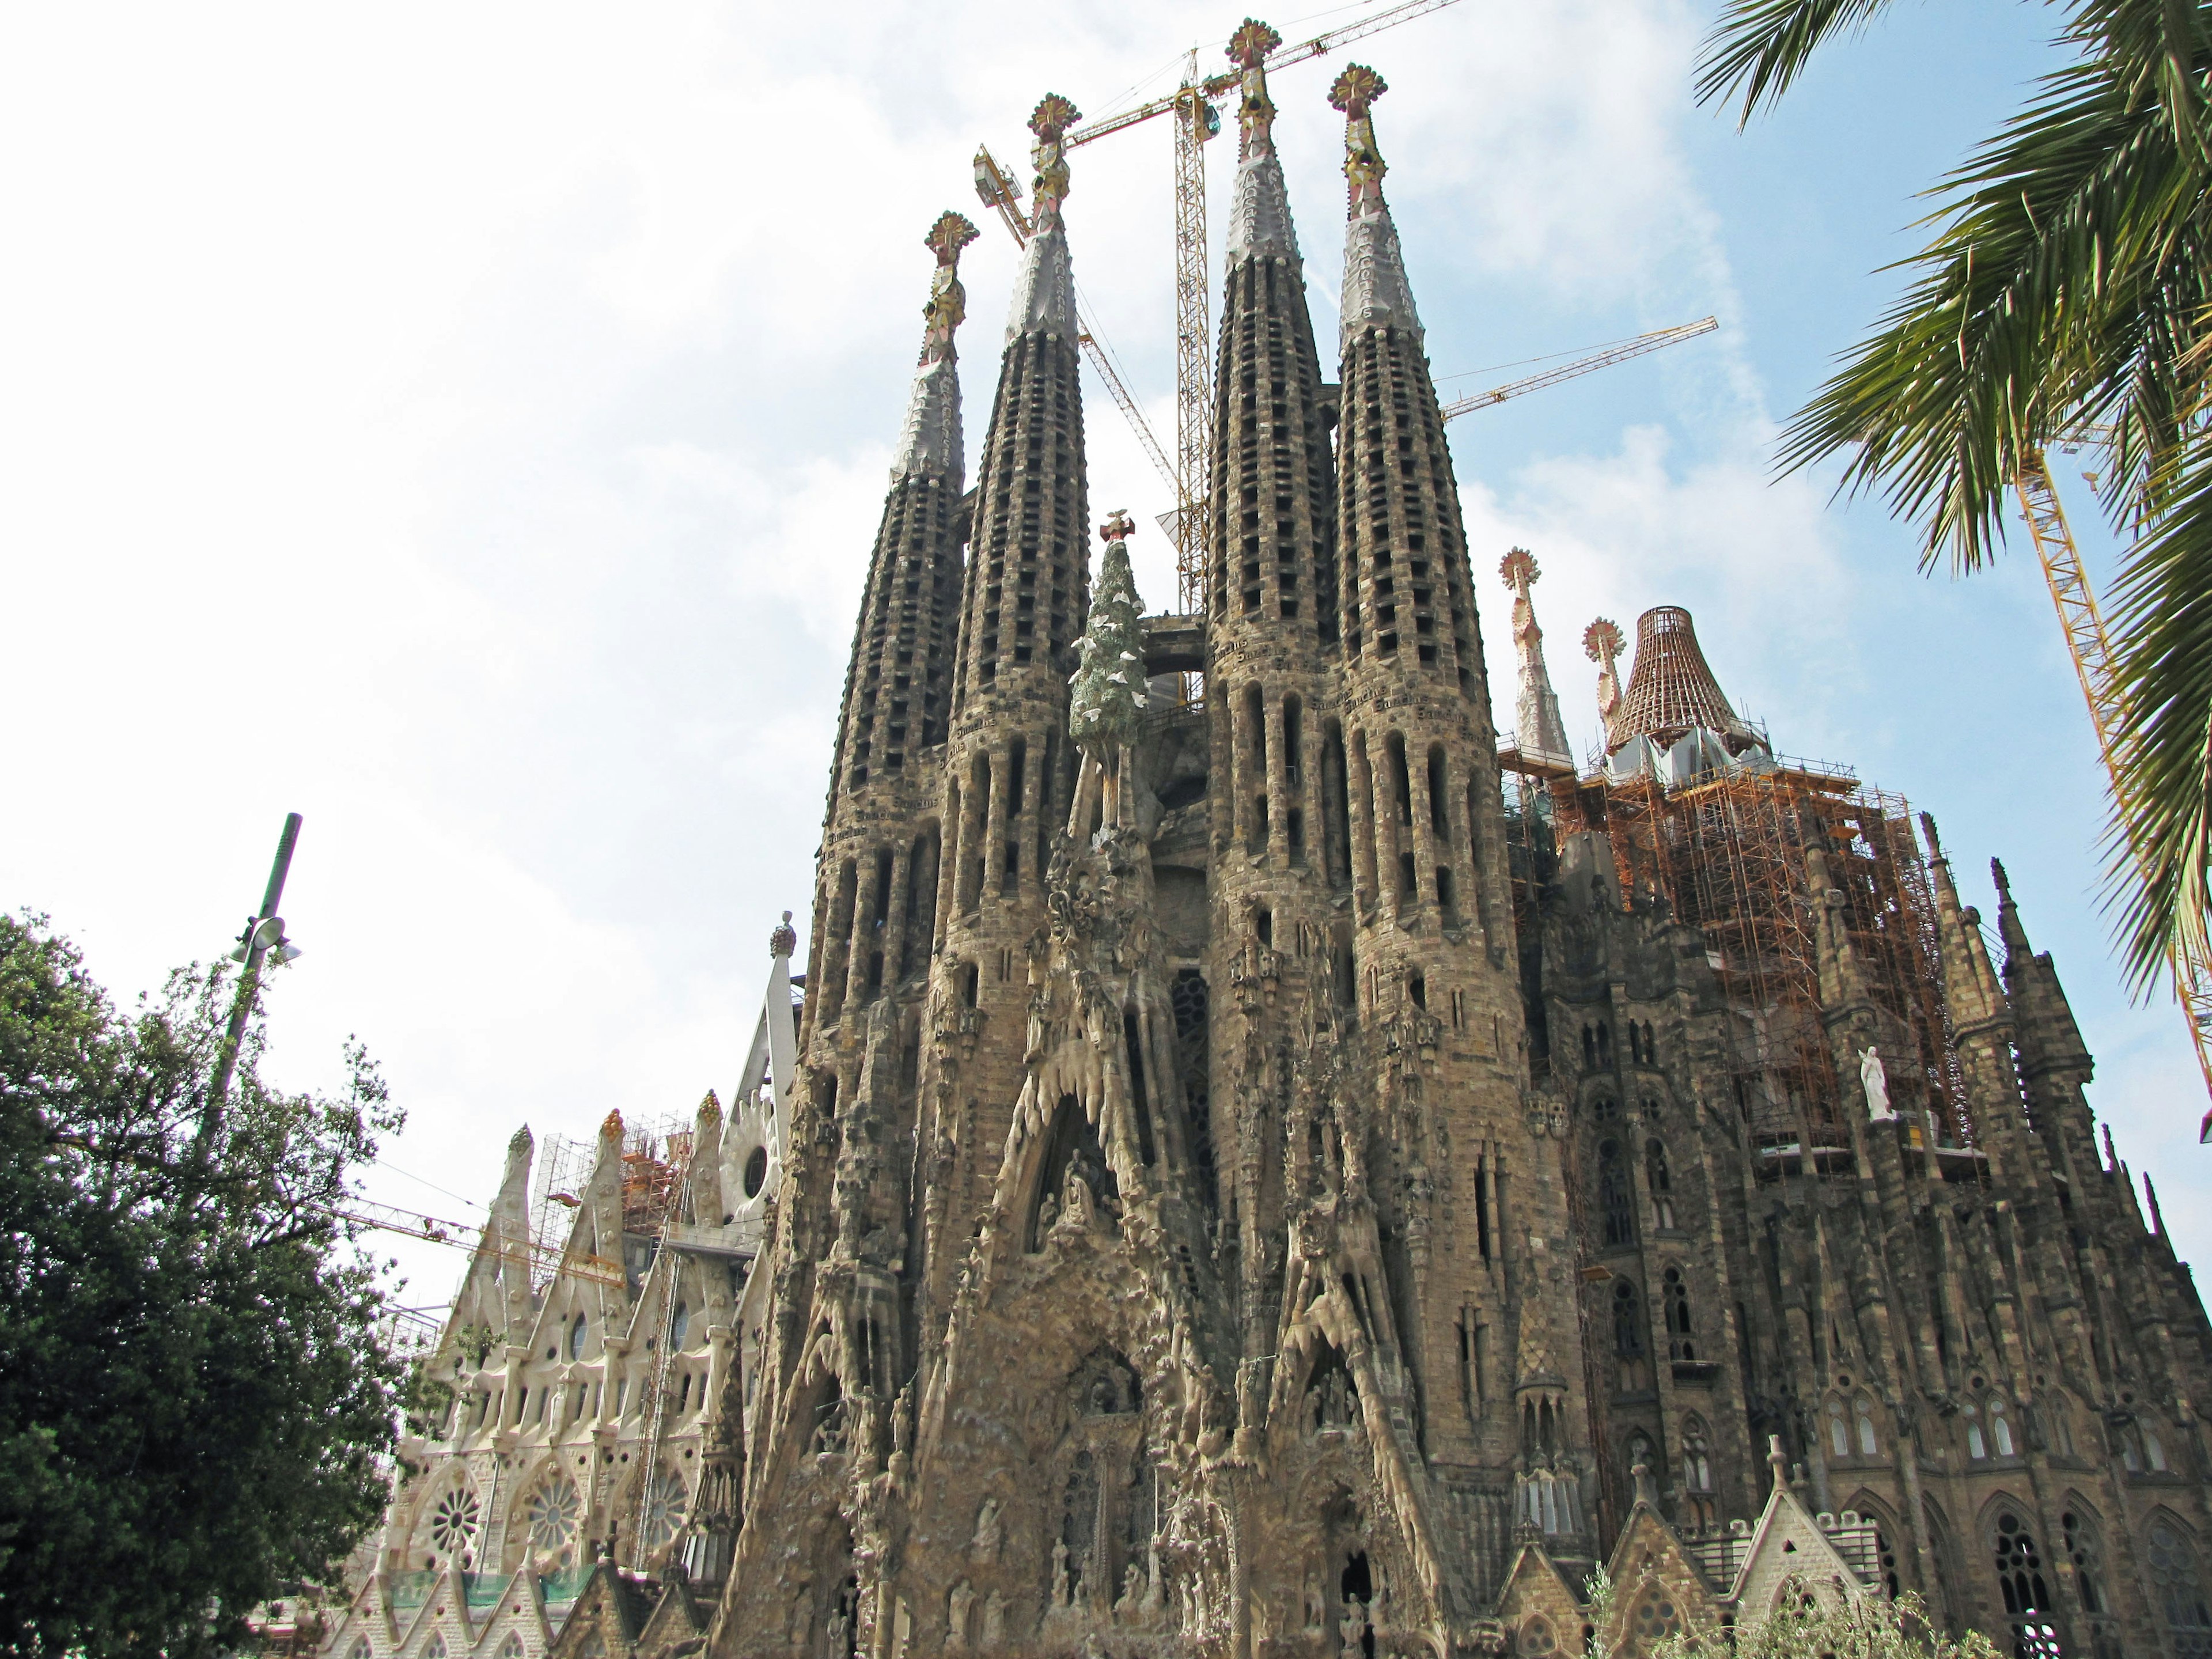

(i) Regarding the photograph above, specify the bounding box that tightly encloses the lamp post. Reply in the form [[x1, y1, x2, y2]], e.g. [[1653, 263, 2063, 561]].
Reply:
[[192, 811, 305, 1157]]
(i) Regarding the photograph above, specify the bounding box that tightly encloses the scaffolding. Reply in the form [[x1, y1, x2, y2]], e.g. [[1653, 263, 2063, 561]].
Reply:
[[1547, 763, 1974, 1170], [528, 1132, 591, 1293]]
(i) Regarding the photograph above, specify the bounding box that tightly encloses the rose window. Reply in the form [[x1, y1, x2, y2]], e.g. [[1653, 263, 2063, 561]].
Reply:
[[525, 1474, 582, 1555], [640, 1466, 689, 1548], [428, 1487, 480, 1556], [1631, 1591, 1680, 1646]]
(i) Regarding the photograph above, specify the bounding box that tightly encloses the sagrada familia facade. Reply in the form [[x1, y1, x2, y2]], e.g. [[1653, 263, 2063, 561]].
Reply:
[[314, 26, 2212, 1659]]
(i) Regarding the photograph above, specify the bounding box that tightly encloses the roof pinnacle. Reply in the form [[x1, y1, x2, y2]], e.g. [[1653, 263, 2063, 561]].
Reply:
[[1224, 20, 1300, 264], [891, 212, 978, 484], [1585, 617, 1625, 732], [1331, 64, 1419, 347], [1229, 20, 1283, 160], [1028, 93, 1080, 229], [1328, 63, 1389, 206], [1501, 550, 1571, 760], [1005, 96, 1081, 344]]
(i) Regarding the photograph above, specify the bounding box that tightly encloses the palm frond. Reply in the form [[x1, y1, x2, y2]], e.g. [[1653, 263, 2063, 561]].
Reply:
[[2106, 440, 2212, 993], [1778, 46, 2212, 573], [1695, 0, 1904, 125]]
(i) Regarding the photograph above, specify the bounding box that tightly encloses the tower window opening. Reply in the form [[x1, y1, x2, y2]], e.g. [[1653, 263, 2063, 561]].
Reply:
[[961, 963, 980, 1009], [1388, 734, 1412, 825], [1408, 972, 1426, 1010], [1255, 906, 1273, 950], [1426, 747, 1449, 837], [1398, 851, 1416, 906], [1435, 866, 1455, 916], [1287, 808, 1306, 862]]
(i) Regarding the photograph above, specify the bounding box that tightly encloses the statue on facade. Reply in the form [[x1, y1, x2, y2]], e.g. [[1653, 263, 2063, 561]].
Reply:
[[1861, 1045, 1895, 1121]]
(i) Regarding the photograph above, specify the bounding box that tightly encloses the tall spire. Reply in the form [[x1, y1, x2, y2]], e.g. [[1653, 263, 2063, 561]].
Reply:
[[1207, 18, 1335, 641], [889, 211, 979, 486], [828, 214, 980, 799], [953, 93, 1090, 713], [1224, 19, 1298, 264], [1329, 62, 1481, 688], [1005, 94, 1080, 344], [1330, 65, 1421, 351], [1501, 550, 1571, 760]]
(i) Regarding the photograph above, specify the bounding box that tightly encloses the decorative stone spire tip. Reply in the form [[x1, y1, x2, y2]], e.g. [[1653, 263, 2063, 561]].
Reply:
[[890, 212, 978, 484], [1224, 19, 1299, 263], [1006, 96, 1080, 343], [768, 910, 798, 960], [1332, 63, 1419, 347]]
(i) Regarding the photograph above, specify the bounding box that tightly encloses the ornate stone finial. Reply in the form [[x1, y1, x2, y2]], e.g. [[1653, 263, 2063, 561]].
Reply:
[[1329, 64, 1389, 204], [1631, 1460, 1658, 1507], [1099, 508, 1135, 546], [1766, 1433, 1790, 1491], [1991, 857, 2013, 901], [1228, 20, 1283, 160], [1028, 93, 1081, 226], [921, 211, 979, 362], [507, 1124, 534, 1160], [1500, 547, 1539, 591], [769, 910, 798, 960], [1919, 812, 1946, 865], [1224, 23, 1299, 264], [892, 217, 978, 483], [601, 1108, 625, 1141], [698, 1089, 722, 1125], [1585, 617, 1625, 729], [1332, 64, 1418, 346], [1007, 97, 1081, 342]]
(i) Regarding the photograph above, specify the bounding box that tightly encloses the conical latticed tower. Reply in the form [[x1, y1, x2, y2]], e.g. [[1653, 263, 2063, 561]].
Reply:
[[1605, 604, 1745, 752], [804, 210, 978, 1037]]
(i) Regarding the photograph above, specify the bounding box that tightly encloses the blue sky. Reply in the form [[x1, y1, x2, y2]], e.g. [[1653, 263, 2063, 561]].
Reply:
[[3, 0, 2203, 1301]]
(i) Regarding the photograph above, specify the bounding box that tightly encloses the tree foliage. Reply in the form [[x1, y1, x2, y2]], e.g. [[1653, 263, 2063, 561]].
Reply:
[[1698, 0, 2212, 998], [1652, 1586, 2002, 1659], [0, 912, 404, 1658]]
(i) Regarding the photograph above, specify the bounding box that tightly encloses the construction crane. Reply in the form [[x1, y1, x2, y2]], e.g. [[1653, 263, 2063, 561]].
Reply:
[[2009, 452, 2212, 1142], [1440, 317, 1718, 421], [317, 1191, 629, 1291], [976, 0, 1472, 616]]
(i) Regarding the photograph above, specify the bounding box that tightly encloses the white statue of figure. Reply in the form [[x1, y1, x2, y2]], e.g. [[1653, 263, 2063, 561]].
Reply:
[[982, 1592, 1006, 1645], [1052, 1537, 1072, 1607], [948, 1581, 975, 1649], [971, 1497, 1002, 1560], [1861, 1045, 1895, 1121]]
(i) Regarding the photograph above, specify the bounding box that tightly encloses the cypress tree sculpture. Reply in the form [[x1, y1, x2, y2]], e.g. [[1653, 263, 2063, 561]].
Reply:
[[1067, 508, 1146, 830]]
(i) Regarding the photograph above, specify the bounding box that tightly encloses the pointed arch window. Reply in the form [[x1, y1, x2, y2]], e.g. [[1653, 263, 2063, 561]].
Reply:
[[1854, 1395, 1879, 1457], [1646, 1139, 1676, 1229], [1662, 1267, 1695, 1361], [1612, 1279, 1650, 1393], [1963, 1403, 1986, 1461], [2146, 1520, 2212, 1655], [1597, 1139, 1634, 1248], [567, 1313, 587, 1362], [2062, 1508, 2105, 1615], [1990, 1396, 2015, 1457], [1994, 1512, 2061, 1657], [1828, 1397, 1851, 1460]]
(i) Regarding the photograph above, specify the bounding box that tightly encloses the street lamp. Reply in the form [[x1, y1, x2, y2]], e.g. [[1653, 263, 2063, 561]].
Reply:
[[192, 811, 305, 1157]]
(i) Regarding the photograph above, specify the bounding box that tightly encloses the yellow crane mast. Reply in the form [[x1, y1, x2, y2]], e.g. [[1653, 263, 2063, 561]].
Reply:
[[2011, 452, 2212, 1141]]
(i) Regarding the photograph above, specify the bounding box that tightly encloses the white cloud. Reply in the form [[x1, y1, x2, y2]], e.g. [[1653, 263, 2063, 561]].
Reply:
[[7, 0, 2203, 1284]]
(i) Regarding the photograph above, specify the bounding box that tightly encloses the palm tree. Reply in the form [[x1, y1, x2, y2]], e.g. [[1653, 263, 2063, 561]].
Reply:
[[1698, 1, 2212, 1005]]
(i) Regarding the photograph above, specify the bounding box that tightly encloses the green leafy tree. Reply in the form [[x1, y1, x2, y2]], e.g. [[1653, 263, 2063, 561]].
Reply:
[[0, 912, 404, 1658], [1698, 1, 2212, 998], [1652, 1585, 2002, 1659]]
